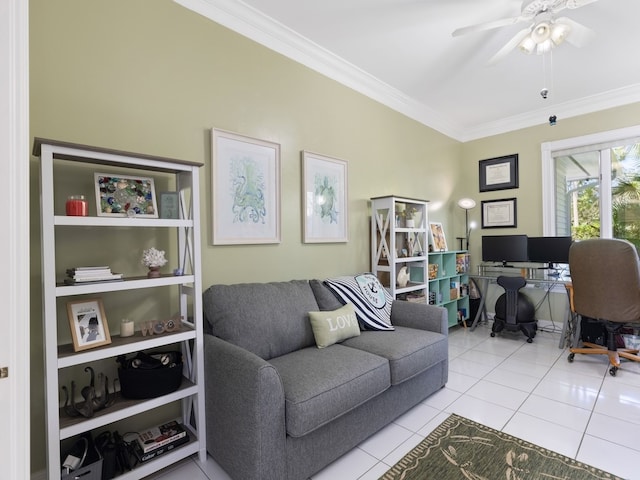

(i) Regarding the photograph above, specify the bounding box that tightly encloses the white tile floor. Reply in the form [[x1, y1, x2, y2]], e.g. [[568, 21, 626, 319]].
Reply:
[[149, 323, 640, 480]]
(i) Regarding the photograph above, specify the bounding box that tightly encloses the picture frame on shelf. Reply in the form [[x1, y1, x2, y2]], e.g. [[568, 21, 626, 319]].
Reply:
[[211, 128, 281, 245], [94, 173, 159, 218], [429, 222, 448, 251], [478, 154, 519, 192], [481, 198, 518, 228], [159, 191, 180, 219], [301, 151, 348, 243], [66, 298, 111, 352]]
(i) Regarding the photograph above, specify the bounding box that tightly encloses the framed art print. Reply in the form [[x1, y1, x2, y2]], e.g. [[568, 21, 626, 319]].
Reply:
[[66, 298, 111, 352], [211, 128, 281, 245], [481, 198, 518, 228], [159, 191, 180, 219], [479, 154, 519, 192], [94, 173, 158, 218], [429, 222, 448, 251], [301, 151, 348, 243]]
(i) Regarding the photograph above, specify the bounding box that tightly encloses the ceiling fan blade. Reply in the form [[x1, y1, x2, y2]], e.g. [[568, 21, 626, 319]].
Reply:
[[556, 17, 596, 47], [565, 0, 599, 9], [487, 27, 532, 65], [452, 16, 523, 37]]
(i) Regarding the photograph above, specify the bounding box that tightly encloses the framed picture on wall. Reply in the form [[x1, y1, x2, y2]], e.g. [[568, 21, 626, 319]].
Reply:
[[211, 128, 281, 245], [479, 154, 519, 192], [481, 198, 517, 228], [301, 151, 348, 243]]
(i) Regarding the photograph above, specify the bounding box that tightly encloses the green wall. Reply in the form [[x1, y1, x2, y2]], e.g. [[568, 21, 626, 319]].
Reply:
[[28, 0, 461, 472], [28, 0, 640, 475]]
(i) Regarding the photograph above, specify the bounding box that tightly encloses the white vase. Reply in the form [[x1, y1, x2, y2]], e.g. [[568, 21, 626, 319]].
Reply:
[[406, 219, 415, 228]]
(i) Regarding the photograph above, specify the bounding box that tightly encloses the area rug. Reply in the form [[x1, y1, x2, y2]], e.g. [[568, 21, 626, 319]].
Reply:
[[380, 414, 623, 480]]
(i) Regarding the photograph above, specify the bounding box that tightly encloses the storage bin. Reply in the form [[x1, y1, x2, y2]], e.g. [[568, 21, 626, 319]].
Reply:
[[118, 351, 183, 399], [61, 458, 103, 480]]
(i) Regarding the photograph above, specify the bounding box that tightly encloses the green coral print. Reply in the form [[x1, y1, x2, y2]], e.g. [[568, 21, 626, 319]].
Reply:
[[314, 174, 339, 223], [230, 156, 266, 224]]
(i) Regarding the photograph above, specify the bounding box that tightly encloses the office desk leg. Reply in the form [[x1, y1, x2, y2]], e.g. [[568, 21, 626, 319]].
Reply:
[[470, 278, 489, 332]]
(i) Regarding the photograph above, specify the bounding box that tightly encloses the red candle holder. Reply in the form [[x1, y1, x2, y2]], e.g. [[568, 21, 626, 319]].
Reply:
[[66, 195, 88, 216]]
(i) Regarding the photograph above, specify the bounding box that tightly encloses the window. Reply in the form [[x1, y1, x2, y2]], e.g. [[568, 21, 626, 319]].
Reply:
[[542, 125, 640, 249]]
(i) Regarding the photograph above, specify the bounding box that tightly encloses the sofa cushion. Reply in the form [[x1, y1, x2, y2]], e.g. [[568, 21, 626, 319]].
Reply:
[[342, 326, 447, 385], [309, 303, 360, 348], [309, 279, 344, 311], [269, 345, 390, 437], [203, 280, 318, 360], [324, 273, 394, 331]]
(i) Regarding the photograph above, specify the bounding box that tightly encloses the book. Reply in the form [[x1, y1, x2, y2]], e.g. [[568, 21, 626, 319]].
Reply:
[[132, 432, 189, 463], [135, 421, 187, 454], [64, 276, 124, 285]]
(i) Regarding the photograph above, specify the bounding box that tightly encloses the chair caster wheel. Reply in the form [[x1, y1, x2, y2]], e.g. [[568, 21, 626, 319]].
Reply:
[[527, 338, 533, 343], [490, 332, 495, 337], [609, 366, 618, 376], [568, 353, 575, 362]]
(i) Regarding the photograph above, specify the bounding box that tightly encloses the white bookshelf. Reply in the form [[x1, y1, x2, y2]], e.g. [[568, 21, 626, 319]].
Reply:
[[36, 138, 206, 479]]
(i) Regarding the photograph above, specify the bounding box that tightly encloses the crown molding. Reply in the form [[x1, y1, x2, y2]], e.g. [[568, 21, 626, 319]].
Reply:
[[174, 0, 464, 139], [461, 84, 640, 142], [175, 0, 640, 143]]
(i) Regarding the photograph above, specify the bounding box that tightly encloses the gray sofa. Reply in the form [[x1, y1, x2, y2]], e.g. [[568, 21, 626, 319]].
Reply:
[[202, 279, 448, 480]]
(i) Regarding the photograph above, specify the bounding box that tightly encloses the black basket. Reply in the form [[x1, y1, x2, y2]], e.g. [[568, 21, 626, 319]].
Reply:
[[117, 351, 183, 399]]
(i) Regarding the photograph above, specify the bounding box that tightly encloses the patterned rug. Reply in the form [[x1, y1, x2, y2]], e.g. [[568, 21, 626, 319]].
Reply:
[[380, 414, 623, 480]]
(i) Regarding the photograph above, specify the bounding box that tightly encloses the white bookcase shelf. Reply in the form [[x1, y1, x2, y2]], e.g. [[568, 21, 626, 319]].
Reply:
[[35, 138, 206, 479], [371, 196, 429, 302]]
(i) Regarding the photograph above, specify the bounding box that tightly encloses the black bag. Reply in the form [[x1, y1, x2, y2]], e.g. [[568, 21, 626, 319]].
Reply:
[[117, 351, 183, 399]]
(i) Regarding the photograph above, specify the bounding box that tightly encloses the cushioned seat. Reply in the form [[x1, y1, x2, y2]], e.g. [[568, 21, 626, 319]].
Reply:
[[342, 326, 447, 385], [269, 344, 390, 437]]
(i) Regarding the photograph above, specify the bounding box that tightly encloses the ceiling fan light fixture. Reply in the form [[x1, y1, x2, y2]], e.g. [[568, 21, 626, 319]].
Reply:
[[550, 22, 571, 45], [518, 35, 537, 54], [531, 21, 551, 43]]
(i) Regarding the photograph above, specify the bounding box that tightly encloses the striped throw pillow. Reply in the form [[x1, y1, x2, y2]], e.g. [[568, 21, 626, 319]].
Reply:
[[324, 273, 394, 331]]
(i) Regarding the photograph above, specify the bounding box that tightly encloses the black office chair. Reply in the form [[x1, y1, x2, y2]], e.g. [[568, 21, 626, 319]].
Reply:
[[567, 238, 640, 376], [491, 276, 537, 343]]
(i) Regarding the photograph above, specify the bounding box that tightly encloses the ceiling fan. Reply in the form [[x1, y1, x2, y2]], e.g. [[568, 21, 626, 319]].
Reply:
[[452, 0, 598, 64]]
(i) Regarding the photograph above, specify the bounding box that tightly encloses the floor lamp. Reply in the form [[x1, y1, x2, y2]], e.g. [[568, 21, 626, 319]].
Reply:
[[457, 198, 476, 250]]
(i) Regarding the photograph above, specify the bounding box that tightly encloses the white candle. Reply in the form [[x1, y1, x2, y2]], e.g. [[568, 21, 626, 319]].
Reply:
[[121, 319, 135, 337]]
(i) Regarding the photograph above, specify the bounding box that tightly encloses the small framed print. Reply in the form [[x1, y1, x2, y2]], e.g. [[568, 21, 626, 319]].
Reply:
[[94, 173, 158, 218], [429, 222, 448, 251], [67, 299, 111, 352], [481, 198, 517, 228], [479, 154, 519, 192], [159, 192, 180, 219]]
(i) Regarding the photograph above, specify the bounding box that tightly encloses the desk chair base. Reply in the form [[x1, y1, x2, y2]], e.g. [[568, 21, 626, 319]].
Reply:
[[568, 342, 640, 376], [491, 321, 537, 343]]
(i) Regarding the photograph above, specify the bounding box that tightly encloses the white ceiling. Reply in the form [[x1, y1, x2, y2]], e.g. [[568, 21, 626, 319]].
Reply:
[[176, 0, 640, 141]]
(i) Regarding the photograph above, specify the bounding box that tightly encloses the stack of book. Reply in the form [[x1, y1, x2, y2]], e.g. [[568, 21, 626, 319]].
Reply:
[[132, 421, 189, 463], [64, 266, 123, 285]]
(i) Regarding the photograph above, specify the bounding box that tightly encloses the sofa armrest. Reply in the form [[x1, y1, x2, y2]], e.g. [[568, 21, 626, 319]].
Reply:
[[204, 334, 286, 480], [390, 300, 448, 334]]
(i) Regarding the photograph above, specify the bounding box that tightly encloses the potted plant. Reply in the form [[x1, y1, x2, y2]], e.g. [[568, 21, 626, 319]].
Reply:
[[404, 207, 418, 228]]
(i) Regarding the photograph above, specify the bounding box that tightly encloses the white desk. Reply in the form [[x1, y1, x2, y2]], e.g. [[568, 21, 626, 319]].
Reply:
[[470, 268, 575, 349]]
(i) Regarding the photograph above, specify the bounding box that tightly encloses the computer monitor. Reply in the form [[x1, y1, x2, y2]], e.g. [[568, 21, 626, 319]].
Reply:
[[481, 235, 529, 267], [527, 236, 573, 269]]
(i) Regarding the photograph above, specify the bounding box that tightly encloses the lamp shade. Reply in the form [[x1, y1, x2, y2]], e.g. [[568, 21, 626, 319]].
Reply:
[[457, 198, 476, 210]]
